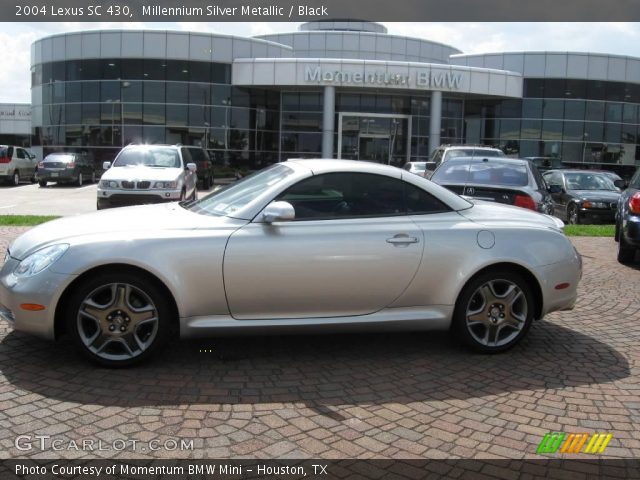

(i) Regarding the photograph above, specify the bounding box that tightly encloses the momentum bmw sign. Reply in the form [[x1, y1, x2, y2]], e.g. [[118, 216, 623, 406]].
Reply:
[[304, 66, 464, 89]]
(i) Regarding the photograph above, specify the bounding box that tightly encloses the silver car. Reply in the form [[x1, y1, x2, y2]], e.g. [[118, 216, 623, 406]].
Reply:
[[97, 144, 198, 210], [0, 160, 581, 367]]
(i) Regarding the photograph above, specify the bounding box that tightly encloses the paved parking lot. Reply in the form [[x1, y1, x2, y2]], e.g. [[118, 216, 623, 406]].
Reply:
[[0, 183, 98, 216], [0, 228, 639, 460]]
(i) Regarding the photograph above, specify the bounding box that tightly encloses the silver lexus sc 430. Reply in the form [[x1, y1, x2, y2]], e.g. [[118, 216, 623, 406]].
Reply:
[[0, 160, 581, 366]]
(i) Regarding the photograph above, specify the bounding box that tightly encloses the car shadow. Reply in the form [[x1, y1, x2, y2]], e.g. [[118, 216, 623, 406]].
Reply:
[[0, 321, 630, 408]]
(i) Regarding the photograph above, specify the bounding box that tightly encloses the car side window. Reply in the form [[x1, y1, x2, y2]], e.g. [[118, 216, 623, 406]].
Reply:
[[630, 169, 640, 189], [544, 172, 563, 187], [16, 149, 25, 159], [404, 183, 450, 214], [277, 173, 406, 220]]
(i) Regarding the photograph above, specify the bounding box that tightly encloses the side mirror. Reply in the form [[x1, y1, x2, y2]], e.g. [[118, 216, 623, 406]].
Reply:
[[186, 162, 197, 173], [548, 185, 562, 194], [262, 201, 295, 223], [614, 179, 627, 190], [103, 161, 111, 170]]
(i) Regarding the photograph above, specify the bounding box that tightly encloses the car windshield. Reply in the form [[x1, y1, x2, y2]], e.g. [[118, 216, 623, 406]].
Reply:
[[443, 149, 504, 162], [565, 172, 617, 191], [432, 160, 529, 187], [187, 163, 296, 217], [45, 154, 74, 162], [113, 147, 181, 168]]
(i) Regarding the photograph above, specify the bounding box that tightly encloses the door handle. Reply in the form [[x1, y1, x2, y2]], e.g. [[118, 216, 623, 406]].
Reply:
[[386, 234, 419, 245]]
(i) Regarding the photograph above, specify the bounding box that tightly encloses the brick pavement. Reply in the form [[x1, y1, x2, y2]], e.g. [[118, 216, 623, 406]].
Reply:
[[0, 226, 639, 459]]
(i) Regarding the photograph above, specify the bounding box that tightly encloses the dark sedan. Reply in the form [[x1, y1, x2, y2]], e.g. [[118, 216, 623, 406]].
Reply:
[[542, 170, 620, 224], [615, 167, 640, 264], [430, 157, 555, 214], [38, 152, 96, 187]]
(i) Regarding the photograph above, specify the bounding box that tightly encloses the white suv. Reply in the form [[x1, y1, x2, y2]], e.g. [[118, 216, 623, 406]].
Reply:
[[97, 145, 198, 210], [0, 145, 38, 186], [424, 145, 505, 179]]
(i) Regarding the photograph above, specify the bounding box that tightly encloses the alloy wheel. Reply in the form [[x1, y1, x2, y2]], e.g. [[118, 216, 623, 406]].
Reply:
[[465, 279, 528, 347], [568, 205, 579, 224], [76, 283, 159, 362]]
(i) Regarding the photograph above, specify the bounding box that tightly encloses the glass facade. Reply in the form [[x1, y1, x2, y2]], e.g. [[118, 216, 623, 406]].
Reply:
[[33, 59, 280, 173], [464, 79, 640, 172]]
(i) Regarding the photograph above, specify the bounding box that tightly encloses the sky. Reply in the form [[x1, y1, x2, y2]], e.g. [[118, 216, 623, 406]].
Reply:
[[2, 22, 640, 104]]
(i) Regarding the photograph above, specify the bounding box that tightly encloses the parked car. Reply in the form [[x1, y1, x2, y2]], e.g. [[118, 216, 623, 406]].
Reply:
[[431, 157, 555, 214], [424, 145, 505, 179], [542, 169, 620, 224], [1, 159, 581, 366], [38, 152, 96, 187], [403, 161, 427, 176], [182, 146, 214, 190], [615, 167, 640, 264], [591, 170, 626, 190], [97, 144, 198, 210], [523, 157, 563, 173], [0, 145, 38, 186]]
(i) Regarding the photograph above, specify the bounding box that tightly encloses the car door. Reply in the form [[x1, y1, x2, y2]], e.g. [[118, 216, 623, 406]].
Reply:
[[15, 148, 27, 176], [544, 171, 566, 218], [223, 172, 425, 320]]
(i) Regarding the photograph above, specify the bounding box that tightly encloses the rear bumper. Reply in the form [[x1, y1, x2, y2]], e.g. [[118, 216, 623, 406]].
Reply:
[[622, 214, 640, 247], [39, 169, 77, 182]]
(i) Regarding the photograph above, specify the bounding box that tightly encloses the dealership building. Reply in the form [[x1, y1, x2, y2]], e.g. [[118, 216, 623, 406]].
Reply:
[[24, 21, 640, 175]]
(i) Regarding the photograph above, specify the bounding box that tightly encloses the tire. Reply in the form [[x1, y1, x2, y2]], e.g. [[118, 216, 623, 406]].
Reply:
[[615, 220, 620, 242], [31, 169, 37, 183], [66, 271, 173, 367], [179, 189, 186, 202], [11, 171, 19, 187], [567, 203, 580, 225], [38, 180, 47, 188], [452, 270, 534, 353], [617, 230, 636, 264], [77, 173, 83, 187], [208, 175, 214, 189]]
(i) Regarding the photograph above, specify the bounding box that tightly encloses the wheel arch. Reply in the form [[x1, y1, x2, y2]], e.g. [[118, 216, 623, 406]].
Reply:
[[456, 262, 544, 321], [54, 263, 180, 339]]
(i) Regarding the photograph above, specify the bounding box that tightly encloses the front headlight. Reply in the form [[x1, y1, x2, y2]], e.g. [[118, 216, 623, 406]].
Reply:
[[154, 181, 177, 189], [13, 244, 69, 278], [583, 201, 608, 209], [100, 180, 119, 189]]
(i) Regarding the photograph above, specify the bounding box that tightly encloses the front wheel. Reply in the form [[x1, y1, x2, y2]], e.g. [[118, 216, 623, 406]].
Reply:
[[452, 270, 534, 353], [38, 179, 47, 188], [66, 272, 173, 367], [77, 173, 83, 186], [567, 204, 580, 225]]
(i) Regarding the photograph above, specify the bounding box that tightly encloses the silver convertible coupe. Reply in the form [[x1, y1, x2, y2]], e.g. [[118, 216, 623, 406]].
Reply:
[[0, 160, 581, 366]]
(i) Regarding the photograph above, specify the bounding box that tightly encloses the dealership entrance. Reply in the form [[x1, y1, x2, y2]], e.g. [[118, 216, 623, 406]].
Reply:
[[337, 113, 411, 166]]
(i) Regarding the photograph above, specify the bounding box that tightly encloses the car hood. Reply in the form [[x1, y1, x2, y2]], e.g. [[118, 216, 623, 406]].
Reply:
[[102, 165, 182, 182], [458, 201, 563, 230], [570, 190, 620, 202], [8, 203, 241, 260]]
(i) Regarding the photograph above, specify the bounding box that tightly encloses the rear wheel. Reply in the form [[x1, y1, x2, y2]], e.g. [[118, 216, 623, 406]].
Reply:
[[567, 204, 580, 225], [617, 229, 636, 264], [11, 171, 19, 186], [453, 270, 534, 353], [38, 179, 47, 188], [66, 272, 172, 367]]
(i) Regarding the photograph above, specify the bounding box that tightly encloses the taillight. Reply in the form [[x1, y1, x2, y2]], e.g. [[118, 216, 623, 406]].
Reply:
[[630, 192, 640, 214], [514, 194, 537, 211], [0, 157, 10, 164], [204, 161, 209, 169], [67, 162, 75, 168]]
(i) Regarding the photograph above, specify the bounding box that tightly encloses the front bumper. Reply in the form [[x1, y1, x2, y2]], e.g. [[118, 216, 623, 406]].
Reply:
[[97, 187, 182, 208], [0, 257, 75, 340], [578, 207, 616, 224]]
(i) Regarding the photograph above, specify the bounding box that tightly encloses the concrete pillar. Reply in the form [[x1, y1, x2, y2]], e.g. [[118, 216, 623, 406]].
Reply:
[[428, 90, 443, 155], [321, 86, 335, 158]]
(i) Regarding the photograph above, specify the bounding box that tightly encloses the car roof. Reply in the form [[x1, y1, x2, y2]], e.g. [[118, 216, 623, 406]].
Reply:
[[442, 156, 529, 166], [286, 158, 403, 176], [544, 169, 611, 174], [443, 146, 502, 151]]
